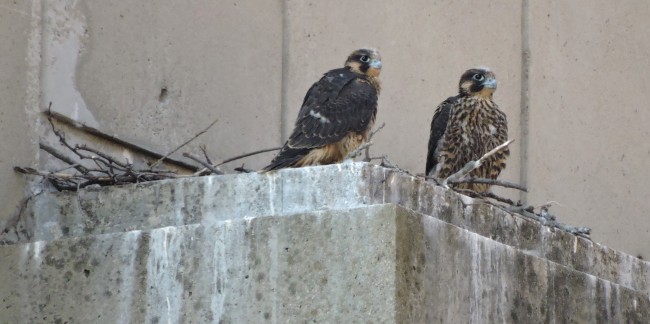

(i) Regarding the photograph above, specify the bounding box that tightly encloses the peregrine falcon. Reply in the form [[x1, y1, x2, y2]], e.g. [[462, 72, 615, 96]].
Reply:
[[425, 68, 509, 192], [263, 48, 382, 171]]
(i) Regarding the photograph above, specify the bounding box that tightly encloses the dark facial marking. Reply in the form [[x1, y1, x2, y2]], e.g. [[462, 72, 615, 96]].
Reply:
[[349, 51, 372, 73], [358, 63, 369, 73], [459, 69, 491, 94], [470, 79, 484, 93]]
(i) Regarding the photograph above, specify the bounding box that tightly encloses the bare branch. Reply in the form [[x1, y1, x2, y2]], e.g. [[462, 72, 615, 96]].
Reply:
[[182, 153, 223, 175], [426, 165, 589, 238], [477, 191, 517, 205], [19, 109, 184, 190], [234, 164, 254, 173], [192, 146, 282, 176], [0, 192, 41, 243], [454, 188, 516, 205], [369, 122, 386, 139], [46, 109, 198, 171], [39, 141, 89, 174], [452, 190, 591, 238], [366, 154, 416, 177], [449, 177, 528, 192], [346, 122, 386, 160], [505, 204, 591, 236], [442, 139, 514, 187], [51, 163, 82, 174], [152, 117, 219, 168], [47, 103, 87, 161], [75, 144, 130, 170], [199, 145, 213, 165], [216, 147, 282, 167], [346, 141, 374, 160], [15, 165, 173, 190], [14, 167, 80, 180]]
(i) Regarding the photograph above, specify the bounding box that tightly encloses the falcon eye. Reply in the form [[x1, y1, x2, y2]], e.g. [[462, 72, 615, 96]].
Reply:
[[360, 55, 370, 63], [473, 74, 484, 81]]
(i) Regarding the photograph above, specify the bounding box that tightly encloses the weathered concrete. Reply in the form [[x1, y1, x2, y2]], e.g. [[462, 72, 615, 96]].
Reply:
[[41, 0, 283, 170], [0, 0, 41, 232], [395, 205, 650, 323], [526, 0, 650, 259], [3, 163, 373, 243], [5, 163, 650, 298], [0, 205, 398, 323], [1, 0, 650, 271], [1, 204, 648, 323]]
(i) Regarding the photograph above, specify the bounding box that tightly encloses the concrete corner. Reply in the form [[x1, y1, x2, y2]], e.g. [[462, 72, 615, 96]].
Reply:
[[1, 164, 648, 322]]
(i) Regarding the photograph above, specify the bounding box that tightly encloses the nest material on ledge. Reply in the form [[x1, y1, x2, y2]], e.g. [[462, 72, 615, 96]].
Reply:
[[15, 107, 590, 238]]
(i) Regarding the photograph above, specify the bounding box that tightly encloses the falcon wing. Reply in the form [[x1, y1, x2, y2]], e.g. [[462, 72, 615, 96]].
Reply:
[[425, 96, 458, 176], [288, 68, 378, 149]]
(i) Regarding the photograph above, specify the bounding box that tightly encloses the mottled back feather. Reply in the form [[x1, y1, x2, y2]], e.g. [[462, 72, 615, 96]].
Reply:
[[263, 68, 378, 171], [290, 68, 377, 148], [425, 96, 458, 176]]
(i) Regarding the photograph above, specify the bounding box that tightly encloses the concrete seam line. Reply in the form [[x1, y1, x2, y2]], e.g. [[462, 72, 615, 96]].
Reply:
[[280, 0, 290, 144], [519, 0, 531, 205]]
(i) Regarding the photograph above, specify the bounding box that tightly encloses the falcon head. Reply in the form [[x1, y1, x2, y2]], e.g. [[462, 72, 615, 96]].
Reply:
[[345, 48, 382, 78], [458, 68, 497, 98]]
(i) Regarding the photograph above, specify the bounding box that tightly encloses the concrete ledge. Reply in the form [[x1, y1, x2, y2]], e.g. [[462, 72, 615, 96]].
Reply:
[[1, 205, 397, 323], [1, 204, 647, 323], [394, 205, 649, 323], [368, 167, 650, 297], [4, 163, 371, 244], [5, 163, 649, 296]]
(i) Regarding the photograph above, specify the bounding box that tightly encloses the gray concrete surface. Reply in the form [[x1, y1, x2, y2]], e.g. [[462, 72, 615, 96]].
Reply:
[[36, 0, 283, 172], [395, 205, 649, 323], [0, 206, 399, 323], [526, 0, 650, 260], [1, 203, 648, 323], [2, 163, 372, 244], [5, 163, 649, 297], [1, 0, 649, 262], [0, 0, 41, 234]]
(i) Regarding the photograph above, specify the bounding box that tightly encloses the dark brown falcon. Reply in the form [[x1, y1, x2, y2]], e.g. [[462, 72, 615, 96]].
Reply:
[[263, 48, 382, 171], [425, 68, 509, 192]]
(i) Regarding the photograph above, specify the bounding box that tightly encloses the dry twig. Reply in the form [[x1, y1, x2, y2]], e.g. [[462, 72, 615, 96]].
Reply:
[[16, 105, 185, 190], [39, 142, 89, 174], [151, 117, 219, 168], [234, 164, 254, 173], [448, 177, 527, 192], [192, 147, 281, 176], [373, 143, 588, 238], [199, 145, 213, 165], [346, 122, 385, 160], [442, 139, 514, 187], [182, 153, 223, 175], [21, 106, 593, 240], [45, 108, 198, 171], [505, 204, 591, 237]]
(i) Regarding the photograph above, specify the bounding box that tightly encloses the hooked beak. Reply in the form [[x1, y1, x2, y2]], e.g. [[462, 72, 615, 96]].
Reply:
[[370, 59, 382, 70], [482, 78, 497, 89]]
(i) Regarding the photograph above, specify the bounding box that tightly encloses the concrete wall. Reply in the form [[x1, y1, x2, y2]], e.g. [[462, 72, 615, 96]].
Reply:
[[2, 164, 648, 322], [0, 1, 41, 232], [0, 0, 649, 258]]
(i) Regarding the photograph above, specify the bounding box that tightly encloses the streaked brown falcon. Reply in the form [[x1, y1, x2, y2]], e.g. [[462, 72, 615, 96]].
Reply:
[[263, 48, 382, 171], [425, 68, 509, 192]]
